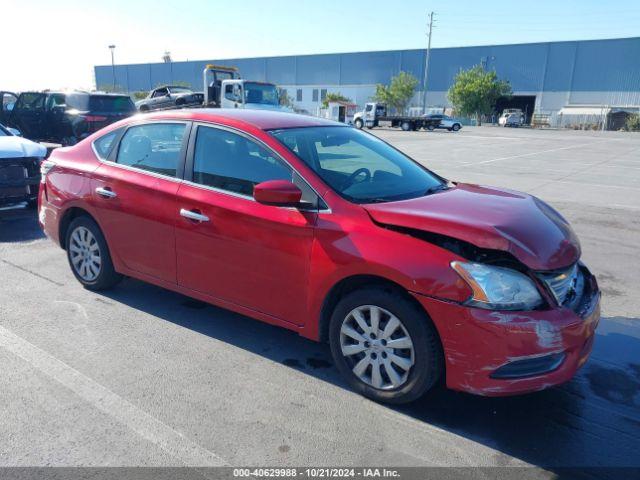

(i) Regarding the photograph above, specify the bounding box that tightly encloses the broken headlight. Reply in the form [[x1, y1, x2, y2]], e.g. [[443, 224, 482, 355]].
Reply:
[[451, 261, 543, 311]]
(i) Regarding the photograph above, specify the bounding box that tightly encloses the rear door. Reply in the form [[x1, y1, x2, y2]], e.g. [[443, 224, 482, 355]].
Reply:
[[174, 124, 318, 325], [90, 121, 189, 283]]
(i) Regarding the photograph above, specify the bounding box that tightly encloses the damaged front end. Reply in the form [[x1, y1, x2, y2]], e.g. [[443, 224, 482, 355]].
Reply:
[[372, 217, 600, 396], [0, 157, 41, 206], [395, 226, 602, 395]]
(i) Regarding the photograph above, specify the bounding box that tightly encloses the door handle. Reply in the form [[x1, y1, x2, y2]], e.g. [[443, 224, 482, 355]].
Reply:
[[95, 187, 117, 199], [180, 208, 209, 223]]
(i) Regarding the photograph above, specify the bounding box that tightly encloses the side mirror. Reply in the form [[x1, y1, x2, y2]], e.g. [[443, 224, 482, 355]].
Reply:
[[7, 127, 21, 136], [253, 180, 302, 206]]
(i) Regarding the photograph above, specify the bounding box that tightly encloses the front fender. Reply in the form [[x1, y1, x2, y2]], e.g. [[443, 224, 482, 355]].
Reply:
[[301, 213, 472, 340]]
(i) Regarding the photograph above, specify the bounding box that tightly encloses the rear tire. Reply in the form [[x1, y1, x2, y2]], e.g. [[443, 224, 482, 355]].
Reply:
[[401, 121, 411, 132], [66, 216, 122, 291], [426, 124, 435, 131], [329, 287, 443, 404], [139, 105, 149, 112]]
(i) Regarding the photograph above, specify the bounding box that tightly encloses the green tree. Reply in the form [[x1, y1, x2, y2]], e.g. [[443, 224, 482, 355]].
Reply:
[[322, 92, 352, 108], [374, 71, 418, 114], [447, 65, 512, 125], [278, 89, 294, 108], [625, 113, 640, 132]]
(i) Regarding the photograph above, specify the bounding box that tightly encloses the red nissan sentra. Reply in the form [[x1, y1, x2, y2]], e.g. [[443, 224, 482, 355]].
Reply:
[[38, 110, 600, 403]]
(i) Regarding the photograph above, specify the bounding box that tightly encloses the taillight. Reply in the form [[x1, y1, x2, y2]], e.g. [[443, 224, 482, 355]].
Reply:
[[40, 160, 56, 183], [81, 115, 108, 122]]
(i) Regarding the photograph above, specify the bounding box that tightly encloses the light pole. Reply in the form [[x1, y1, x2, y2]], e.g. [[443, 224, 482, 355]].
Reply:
[[108, 45, 116, 91], [422, 11, 435, 114]]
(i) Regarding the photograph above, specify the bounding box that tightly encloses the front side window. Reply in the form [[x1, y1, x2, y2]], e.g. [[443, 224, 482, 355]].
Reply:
[[116, 123, 186, 177], [192, 126, 291, 196], [271, 126, 444, 204]]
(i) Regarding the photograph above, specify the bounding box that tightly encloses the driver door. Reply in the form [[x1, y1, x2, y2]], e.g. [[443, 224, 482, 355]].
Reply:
[[175, 124, 318, 325]]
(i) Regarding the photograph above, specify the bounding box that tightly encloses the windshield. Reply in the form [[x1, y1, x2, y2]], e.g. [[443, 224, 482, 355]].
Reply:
[[270, 126, 444, 204], [244, 82, 279, 106]]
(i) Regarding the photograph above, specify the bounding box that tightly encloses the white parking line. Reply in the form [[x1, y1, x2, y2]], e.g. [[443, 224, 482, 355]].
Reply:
[[0, 324, 227, 466], [459, 140, 611, 166]]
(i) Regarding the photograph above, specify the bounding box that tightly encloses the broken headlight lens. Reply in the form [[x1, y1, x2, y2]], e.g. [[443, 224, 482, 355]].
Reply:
[[451, 261, 543, 310]]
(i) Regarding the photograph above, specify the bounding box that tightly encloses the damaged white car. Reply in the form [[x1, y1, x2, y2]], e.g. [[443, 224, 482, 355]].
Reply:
[[0, 124, 47, 208]]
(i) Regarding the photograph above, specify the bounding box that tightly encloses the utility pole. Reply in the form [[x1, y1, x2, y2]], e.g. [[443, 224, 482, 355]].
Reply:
[[108, 45, 116, 91], [422, 11, 435, 114]]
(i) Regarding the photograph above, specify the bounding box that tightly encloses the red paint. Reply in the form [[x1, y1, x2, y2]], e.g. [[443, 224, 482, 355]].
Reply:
[[39, 109, 600, 396], [364, 183, 581, 271], [253, 180, 302, 205]]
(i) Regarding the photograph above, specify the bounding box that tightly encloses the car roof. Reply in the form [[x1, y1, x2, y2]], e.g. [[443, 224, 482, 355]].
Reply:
[[140, 109, 342, 131]]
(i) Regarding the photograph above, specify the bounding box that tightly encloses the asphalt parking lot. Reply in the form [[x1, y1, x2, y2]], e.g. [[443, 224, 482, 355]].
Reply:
[[0, 126, 638, 475]]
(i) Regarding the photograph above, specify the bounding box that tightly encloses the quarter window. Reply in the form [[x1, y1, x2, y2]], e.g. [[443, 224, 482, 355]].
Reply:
[[93, 129, 122, 160], [192, 126, 291, 196], [116, 123, 186, 177]]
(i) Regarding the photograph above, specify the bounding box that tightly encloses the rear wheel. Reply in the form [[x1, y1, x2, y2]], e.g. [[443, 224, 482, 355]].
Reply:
[[139, 105, 149, 112], [426, 124, 436, 131], [401, 121, 412, 131], [66, 216, 122, 291], [354, 118, 364, 129], [329, 287, 443, 404]]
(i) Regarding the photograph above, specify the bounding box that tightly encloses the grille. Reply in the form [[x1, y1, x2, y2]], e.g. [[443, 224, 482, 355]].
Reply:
[[0, 165, 27, 182], [538, 264, 580, 305]]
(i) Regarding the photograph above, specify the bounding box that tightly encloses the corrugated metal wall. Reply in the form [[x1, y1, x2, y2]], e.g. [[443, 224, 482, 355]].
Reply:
[[95, 37, 640, 107]]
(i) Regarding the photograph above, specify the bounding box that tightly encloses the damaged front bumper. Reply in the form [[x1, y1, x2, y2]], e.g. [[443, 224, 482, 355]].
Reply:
[[413, 265, 601, 396], [0, 157, 41, 206]]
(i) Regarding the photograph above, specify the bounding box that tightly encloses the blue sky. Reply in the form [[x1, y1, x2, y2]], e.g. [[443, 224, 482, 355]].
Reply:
[[4, 0, 640, 91]]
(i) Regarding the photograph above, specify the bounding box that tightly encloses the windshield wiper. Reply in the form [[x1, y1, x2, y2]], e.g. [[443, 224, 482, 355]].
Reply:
[[424, 184, 449, 196]]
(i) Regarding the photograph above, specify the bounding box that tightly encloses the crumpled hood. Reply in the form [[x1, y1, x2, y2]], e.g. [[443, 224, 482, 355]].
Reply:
[[0, 136, 47, 159], [364, 183, 581, 271]]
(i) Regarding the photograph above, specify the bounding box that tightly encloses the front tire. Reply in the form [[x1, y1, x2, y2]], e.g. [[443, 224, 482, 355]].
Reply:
[[426, 124, 435, 131], [452, 123, 461, 132], [329, 287, 443, 404], [354, 118, 364, 129], [66, 216, 122, 291], [401, 121, 412, 132]]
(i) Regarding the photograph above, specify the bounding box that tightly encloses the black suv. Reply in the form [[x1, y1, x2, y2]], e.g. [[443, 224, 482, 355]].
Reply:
[[3, 91, 135, 145]]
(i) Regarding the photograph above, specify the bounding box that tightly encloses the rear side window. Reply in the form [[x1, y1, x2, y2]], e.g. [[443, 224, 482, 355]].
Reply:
[[117, 123, 186, 177], [93, 129, 121, 160], [192, 126, 291, 196]]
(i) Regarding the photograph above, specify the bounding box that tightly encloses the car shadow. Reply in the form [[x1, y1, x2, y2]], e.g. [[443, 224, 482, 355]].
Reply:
[[0, 206, 45, 242], [100, 279, 640, 475]]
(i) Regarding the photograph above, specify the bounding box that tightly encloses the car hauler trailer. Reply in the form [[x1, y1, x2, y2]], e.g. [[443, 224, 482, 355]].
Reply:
[[353, 102, 441, 131]]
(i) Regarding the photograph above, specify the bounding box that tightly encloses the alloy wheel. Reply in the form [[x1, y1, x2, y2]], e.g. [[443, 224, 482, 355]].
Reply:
[[69, 226, 102, 282], [339, 305, 415, 390]]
